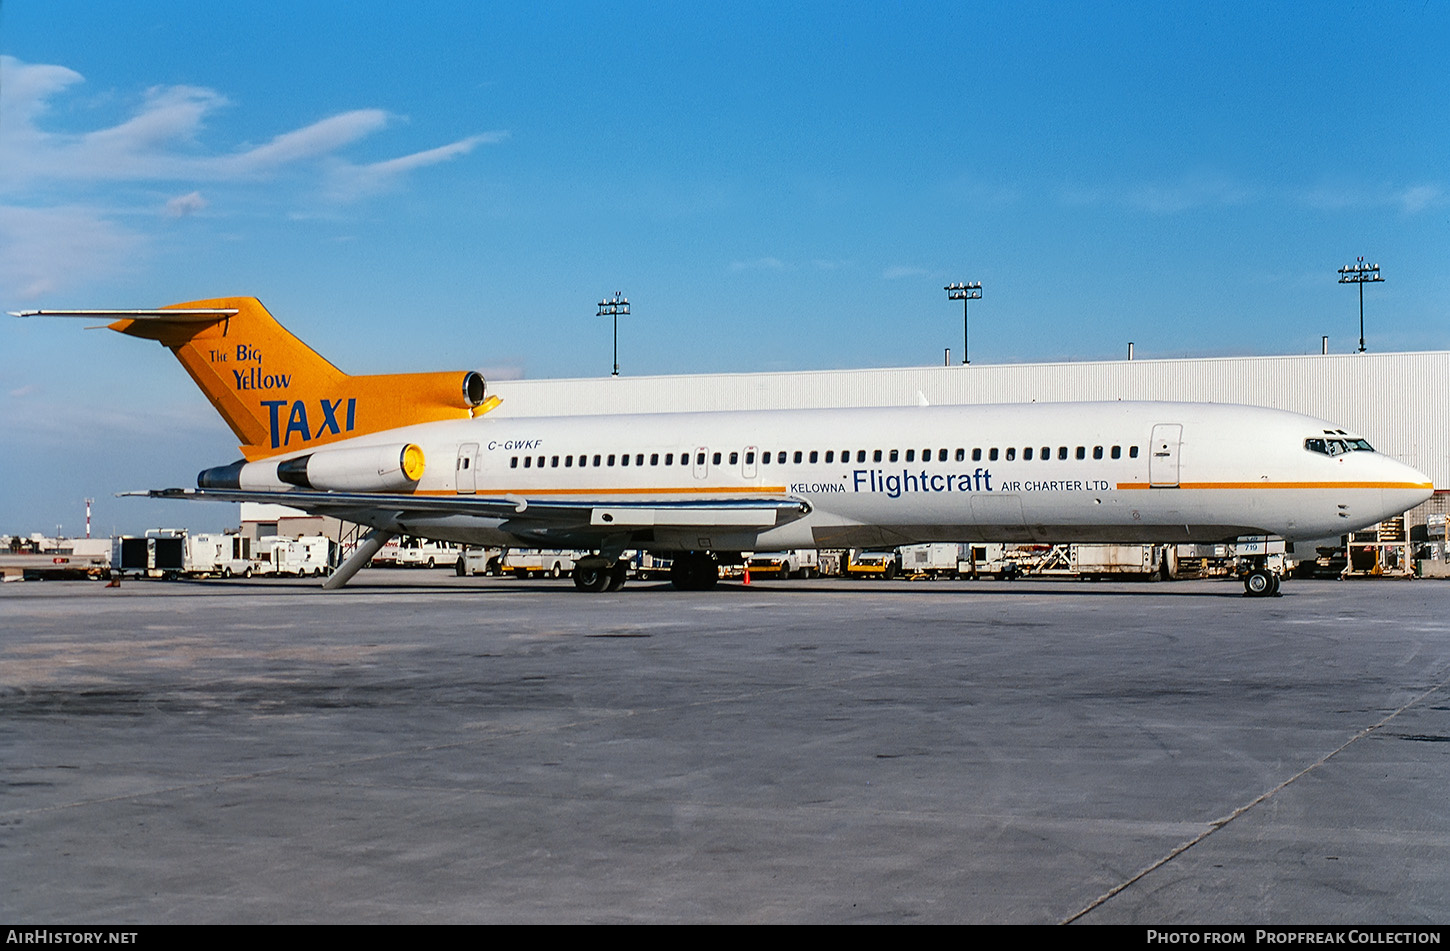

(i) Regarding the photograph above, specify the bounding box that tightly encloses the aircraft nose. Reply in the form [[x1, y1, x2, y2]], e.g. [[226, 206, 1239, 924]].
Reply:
[[1376, 456, 1434, 521]]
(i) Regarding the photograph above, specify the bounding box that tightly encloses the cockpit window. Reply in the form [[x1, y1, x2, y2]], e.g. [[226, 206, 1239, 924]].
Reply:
[[1304, 437, 1374, 456]]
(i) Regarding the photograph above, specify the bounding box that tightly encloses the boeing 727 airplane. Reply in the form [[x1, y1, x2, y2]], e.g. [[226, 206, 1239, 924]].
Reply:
[[15, 297, 1434, 596]]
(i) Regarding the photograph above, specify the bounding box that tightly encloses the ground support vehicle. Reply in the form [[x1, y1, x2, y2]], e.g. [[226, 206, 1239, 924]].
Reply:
[[746, 549, 820, 579], [395, 537, 461, 568], [844, 549, 900, 580], [254, 535, 334, 577], [455, 546, 504, 576], [185, 533, 255, 577], [498, 549, 581, 579], [898, 543, 964, 579]]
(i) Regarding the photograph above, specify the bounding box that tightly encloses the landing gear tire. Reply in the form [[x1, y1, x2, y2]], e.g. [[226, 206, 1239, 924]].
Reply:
[[605, 562, 629, 591], [1244, 569, 1279, 598], [573, 564, 612, 592]]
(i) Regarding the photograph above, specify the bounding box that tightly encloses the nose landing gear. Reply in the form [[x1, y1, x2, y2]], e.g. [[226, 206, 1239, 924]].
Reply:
[[1243, 563, 1282, 597]]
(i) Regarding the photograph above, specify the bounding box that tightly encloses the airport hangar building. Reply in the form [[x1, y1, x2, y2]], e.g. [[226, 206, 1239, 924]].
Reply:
[[483, 348, 1449, 533], [249, 349, 1447, 542]]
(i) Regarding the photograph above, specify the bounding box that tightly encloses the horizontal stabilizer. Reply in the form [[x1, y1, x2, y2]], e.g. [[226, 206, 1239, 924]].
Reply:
[[11, 309, 238, 320]]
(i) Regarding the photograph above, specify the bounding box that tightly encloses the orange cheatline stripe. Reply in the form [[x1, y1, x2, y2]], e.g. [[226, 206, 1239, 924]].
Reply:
[[415, 485, 790, 497], [1116, 481, 1433, 491]]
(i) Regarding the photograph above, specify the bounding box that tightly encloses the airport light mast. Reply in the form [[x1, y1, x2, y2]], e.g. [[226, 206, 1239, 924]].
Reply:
[[596, 292, 629, 376], [945, 281, 982, 365], [1337, 257, 1382, 353]]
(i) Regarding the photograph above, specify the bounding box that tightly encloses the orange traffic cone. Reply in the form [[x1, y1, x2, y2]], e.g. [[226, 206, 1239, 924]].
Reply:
[[743, 567, 751, 585]]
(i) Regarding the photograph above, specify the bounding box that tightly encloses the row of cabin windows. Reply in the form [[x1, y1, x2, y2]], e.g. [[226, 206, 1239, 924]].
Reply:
[[508, 444, 1141, 469]]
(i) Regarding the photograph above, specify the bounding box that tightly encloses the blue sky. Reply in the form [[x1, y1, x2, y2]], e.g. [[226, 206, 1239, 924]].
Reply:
[[2, 1, 1446, 535]]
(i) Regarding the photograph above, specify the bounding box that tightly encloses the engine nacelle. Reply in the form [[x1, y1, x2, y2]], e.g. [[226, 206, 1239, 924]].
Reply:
[[199, 443, 426, 493], [277, 443, 426, 491]]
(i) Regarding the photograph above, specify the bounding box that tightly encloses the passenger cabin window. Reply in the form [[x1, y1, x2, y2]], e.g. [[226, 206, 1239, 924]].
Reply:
[[1128, 446, 1139, 459]]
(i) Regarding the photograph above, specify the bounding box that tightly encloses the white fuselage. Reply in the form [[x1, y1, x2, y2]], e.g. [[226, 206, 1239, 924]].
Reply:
[[246, 401, 1434, 552]]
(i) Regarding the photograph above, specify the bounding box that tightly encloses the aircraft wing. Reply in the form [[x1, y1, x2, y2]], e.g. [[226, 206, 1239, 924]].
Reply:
[[133, 488, 811, 540]]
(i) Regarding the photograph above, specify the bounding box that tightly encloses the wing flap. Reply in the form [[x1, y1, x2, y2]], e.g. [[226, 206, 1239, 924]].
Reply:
[[133, 488, 810, 532]]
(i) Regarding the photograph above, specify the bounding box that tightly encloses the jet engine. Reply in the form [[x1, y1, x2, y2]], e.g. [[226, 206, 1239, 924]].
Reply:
[[199, 443, 426, 492]]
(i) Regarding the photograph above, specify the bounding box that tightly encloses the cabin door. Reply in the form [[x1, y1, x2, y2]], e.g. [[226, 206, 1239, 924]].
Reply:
[[1149, 424, 1182, 487], [456, 443, 478, 494]]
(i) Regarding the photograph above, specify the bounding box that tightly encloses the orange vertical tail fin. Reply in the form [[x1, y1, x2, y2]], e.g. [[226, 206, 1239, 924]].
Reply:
[[101, 297, 489, 459]]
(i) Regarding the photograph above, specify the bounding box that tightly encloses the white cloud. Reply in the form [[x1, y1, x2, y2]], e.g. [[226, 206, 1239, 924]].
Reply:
[[729, 257, 789, 272], [1062, 171, 1254, 215], [1395, 184, 1442, 215], [218, 110, 391, 178], [0, 204, 146, 299], [325, 132, 508, 201], [0, 55, 499, 192], [163, 191, 207, 218], [1299, 180, 1445, 215], [0, 55, 504, 294]]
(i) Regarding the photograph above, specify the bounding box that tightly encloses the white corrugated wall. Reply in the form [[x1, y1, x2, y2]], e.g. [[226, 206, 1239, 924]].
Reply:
[[487, 351, 1449, 489]]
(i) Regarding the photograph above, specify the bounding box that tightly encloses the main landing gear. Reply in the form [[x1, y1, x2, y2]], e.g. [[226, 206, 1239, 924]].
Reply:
[[670, 552, 719, 591], [573, 558, 629, 592], [570, 551, 721, 592]]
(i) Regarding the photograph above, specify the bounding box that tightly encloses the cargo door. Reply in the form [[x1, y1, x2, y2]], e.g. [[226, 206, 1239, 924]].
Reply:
[[1149, 424, 1182, 487]]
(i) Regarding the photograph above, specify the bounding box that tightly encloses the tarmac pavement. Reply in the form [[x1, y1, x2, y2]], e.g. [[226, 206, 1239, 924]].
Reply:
[[2, 572, 1448, 923]]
